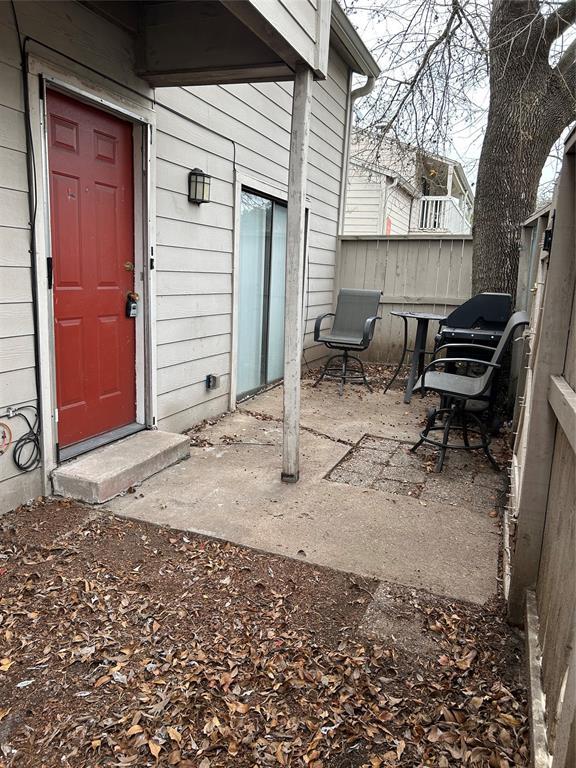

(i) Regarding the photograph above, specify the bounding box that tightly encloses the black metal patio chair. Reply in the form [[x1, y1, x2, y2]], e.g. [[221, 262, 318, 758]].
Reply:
[[410, 310, 529, 472], [313, 289, 382, 395]]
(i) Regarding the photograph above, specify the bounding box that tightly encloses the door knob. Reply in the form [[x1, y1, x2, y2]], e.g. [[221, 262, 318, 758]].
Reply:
[[124, 261, 134, 271]]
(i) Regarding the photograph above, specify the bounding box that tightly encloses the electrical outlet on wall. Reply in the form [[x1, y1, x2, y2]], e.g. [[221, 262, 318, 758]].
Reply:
[[205, 374, 220, 390]]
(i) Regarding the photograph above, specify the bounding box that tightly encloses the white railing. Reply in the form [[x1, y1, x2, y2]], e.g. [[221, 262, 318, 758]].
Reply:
[[415, 196, 472, 234]]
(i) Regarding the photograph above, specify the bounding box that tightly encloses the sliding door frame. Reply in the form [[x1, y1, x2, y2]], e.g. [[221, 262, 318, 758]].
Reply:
[[235, 186, 286, 401], [230, 174, 310, 410]]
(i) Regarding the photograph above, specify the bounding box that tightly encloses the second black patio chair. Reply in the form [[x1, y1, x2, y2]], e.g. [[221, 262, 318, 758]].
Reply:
[[410, 310, 529, 472], [313, 289, 382, 395]]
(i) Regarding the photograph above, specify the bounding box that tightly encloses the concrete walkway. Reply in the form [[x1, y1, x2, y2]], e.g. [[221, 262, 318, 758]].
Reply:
[[108, 382, 503, 604]]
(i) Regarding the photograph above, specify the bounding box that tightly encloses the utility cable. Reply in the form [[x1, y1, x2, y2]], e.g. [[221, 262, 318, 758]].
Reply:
[[0, 406, 41, 472]]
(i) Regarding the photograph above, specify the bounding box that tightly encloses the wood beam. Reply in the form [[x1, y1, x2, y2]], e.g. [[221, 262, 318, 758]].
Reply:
[[548, 375, 576, 455], [282, 65, 313, 483]]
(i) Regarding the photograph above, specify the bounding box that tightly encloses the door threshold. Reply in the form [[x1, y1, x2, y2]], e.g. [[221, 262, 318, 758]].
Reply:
[[58, 423, 146, 463]]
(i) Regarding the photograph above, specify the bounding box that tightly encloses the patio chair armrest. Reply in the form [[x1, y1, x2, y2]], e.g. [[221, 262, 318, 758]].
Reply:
[[420, 358, 500, 392], [362, 316, 382, 346], [434, 342, 501, 357], [425, 358, 501, 373], [314, 313, 335, 341]]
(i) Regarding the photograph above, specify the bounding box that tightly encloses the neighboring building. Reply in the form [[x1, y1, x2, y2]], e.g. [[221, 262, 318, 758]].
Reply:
[[344, 138, 474, 235], [0, 0, 379, 513], [344, 161, 417, 235]]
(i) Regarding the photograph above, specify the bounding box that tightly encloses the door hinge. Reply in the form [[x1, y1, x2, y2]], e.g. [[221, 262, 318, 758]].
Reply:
[[47, 256, 53, 289]]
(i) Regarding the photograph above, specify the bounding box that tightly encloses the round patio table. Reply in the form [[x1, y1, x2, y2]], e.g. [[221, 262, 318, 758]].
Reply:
[[384, 310, 447, 403]]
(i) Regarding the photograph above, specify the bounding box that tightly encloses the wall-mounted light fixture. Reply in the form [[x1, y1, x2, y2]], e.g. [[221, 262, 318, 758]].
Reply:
[[188, 168, 211, 204]]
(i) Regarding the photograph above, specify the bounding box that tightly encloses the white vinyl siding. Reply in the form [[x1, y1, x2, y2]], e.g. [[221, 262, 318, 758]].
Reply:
[[386, 186, 412, 235], [344, 178, 384, 234], [344, 171, 414, 236]]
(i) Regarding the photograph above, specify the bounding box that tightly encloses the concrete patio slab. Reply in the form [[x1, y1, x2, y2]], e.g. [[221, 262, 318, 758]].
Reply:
[[107, 385, 503, 605], [239, 380, 437, 444]]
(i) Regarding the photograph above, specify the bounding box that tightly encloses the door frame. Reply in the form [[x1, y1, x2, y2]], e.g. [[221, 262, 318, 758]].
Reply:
[[230, 173, 310, 410], [27, 56, 157, 490]]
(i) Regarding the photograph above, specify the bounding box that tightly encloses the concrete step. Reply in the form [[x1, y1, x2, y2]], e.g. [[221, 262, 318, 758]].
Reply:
[[52, 430, 190, 504]]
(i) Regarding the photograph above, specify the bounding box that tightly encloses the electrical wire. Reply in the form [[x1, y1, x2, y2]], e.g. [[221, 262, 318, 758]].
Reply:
[[10, 1, 42, 474], [0, 406, 41, 472]]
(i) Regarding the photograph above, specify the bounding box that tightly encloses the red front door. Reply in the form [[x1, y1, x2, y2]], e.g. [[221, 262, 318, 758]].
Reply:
[[47, 90, 136, 449]]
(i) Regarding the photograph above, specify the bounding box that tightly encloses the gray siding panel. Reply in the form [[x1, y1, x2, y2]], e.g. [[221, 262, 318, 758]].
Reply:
[[0, 0, 349, 508], [155, 49, 349, 433], [0, 9, 36, 513], [0, 0, 155, 513]]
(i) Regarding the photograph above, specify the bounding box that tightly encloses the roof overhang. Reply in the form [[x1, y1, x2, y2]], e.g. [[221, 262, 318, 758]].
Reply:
[[330, 2, 380, 78], [419, 150, 475, 201], [350, 159, 418, 198], [81, 0, 379, 87]]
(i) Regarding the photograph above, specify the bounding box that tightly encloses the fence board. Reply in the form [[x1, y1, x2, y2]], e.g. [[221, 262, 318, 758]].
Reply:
[[508, 130, 576, 768], [337, 235, 472, 361]]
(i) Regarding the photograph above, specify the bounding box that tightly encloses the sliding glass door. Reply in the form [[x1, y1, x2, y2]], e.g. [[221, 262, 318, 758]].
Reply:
[[237, 190, 287, 398]]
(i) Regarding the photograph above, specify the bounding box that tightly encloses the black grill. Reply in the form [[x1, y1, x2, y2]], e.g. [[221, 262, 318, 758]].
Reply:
[[436, 293, 512, 354]]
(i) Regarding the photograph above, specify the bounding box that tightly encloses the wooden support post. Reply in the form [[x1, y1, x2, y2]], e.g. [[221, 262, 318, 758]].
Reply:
[[282, 65, 313, 483], [446, 163, 454, 197]]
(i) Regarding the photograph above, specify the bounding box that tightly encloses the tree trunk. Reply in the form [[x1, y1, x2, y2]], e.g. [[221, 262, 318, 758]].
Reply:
[[472, 0, 575, 297], [473, 108, 557, 296]]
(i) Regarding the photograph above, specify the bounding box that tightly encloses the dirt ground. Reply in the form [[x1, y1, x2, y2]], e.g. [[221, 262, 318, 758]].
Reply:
[[0, 498, 528, 768]]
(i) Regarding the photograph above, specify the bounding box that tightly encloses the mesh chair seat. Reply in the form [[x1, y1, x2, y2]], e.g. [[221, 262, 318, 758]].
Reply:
[[414, 370, 491, 401], [316, 331, 367, 347]]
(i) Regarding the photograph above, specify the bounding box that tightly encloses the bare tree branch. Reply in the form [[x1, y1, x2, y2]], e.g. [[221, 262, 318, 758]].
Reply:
[[556, 34, 576, 78], [544, 0, 576, 42], [377, 1, 463, 135], [553, 36, 576, 113], [344, 0, 576, 299]]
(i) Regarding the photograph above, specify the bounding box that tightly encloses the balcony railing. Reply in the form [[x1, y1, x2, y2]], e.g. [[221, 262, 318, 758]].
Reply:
[[415, 196, 472, 234]]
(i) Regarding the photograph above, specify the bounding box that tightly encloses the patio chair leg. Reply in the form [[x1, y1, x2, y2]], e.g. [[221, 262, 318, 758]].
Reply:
[[349, 353, 372, 392], [411, 407, 437, 453], [313, 354, 338, 388], [435, 406, 456, 472], [338, 351, 347, 397], [360, 359, 372, 392], [478, 417, 500, 472], [462, 413, 470, 448], [314, 350, 372, 395]]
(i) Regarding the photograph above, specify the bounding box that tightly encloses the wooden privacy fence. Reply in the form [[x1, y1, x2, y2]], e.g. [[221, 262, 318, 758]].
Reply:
[[508, 129, 575, 768], [337, 235, 472, 361]]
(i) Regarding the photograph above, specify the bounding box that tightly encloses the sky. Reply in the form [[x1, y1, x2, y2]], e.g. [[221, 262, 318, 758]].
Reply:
[[345, 2, 571, 197]]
